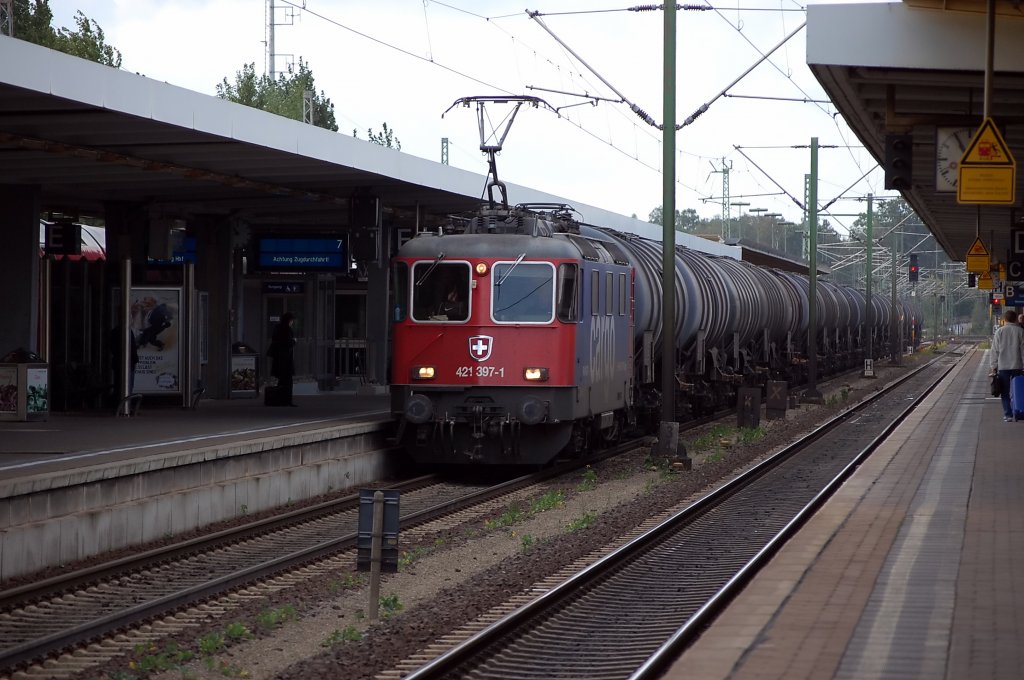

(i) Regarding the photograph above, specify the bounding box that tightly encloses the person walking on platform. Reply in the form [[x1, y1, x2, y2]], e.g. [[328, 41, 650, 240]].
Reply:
[[267, 312, 297, 407], [990, 309, 1024, 421]]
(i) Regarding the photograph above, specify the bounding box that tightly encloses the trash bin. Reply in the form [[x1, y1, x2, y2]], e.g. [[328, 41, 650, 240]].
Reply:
[[230, 342, 259, 399], [0, 348, 49, 421]]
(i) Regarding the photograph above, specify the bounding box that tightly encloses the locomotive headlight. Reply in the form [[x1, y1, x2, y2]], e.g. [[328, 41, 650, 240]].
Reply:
[[475, 262, 488, 276], [413, 366, 436, 380], [523, 367, 549, 381]]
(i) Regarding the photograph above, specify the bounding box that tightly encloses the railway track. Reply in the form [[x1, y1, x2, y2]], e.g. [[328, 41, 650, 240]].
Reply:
[[391, 345, 969, 680], [0, 442, 642, 678], [0, 348, 959, 679]]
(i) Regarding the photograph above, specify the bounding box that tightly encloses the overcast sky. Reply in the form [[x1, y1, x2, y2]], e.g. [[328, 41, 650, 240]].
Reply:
[[48, 0, 895, 235]]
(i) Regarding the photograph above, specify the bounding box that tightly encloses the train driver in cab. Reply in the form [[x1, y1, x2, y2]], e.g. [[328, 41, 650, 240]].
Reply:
[[433, 283, 467, 321]]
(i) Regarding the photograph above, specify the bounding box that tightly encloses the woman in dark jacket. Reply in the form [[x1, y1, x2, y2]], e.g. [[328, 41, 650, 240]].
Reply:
[[267, 312, 297, 406]]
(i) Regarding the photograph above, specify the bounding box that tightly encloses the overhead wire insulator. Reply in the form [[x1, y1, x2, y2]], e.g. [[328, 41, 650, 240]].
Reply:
[[530, 9, 662, 128], [681, 103, 709, 127], [630, 104, 657, 127]]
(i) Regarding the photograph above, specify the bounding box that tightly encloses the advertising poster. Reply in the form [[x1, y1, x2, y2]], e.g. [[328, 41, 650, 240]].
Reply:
[[130, 287, 182, 394], [230, 355, 257, 395], [0, 366, 16, 413], [26, 368, 48, 413]]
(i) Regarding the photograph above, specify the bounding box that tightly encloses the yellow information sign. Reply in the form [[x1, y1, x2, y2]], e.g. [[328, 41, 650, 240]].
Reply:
[[957, 118, 1016, 205], [978, 271, 994, 290], [966, 236, 990, 274]]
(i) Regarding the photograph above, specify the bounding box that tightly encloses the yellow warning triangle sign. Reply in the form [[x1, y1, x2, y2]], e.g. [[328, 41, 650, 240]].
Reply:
[[967, 237, 989, 256], [961, 118, 1015, 165]]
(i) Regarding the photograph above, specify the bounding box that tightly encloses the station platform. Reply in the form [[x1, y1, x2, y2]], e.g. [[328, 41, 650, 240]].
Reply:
[[0, 390, 392, 477], [0, 390, 396, 581], [665, 347, 1023, 679]]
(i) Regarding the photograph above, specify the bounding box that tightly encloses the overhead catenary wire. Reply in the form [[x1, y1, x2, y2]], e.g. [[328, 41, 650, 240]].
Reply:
[[421, 0, 435, 61], [681, 21, 806, 128], [279, 0, 671, 189], [276, 0, 516, 93], [706, 9, 829, 117], [733, 145, 805, 210], [526, 10, 657, 127], [523, 2, 774, 205], [733, 143, 883, 225], [276, 0, 883, 222], [524, 3, 855, 213], [723, 93, 830, 104], [819, 165, 878, 212], [533, 4, 806, 16]]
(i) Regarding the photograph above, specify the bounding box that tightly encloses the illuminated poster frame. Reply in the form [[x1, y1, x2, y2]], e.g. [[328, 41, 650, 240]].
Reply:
[[130, 287, 182, 395]]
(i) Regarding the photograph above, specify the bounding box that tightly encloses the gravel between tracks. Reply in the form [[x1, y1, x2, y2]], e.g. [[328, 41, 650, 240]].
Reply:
[[111, 360, 923, 680]]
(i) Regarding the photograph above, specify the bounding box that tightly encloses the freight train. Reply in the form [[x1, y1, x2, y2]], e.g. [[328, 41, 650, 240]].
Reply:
[[389, 203, 920, 466]]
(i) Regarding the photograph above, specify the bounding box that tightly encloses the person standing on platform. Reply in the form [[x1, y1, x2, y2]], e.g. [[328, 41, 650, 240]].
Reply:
[[989, 309, 1024, 422], [267, 312, 297, 407]]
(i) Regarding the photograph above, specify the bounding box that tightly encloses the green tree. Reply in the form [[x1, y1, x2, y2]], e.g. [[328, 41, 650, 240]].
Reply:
[[850, 197, 910, 237], [648, 206, 700, 233], [217, 60, 338, 132], [968, 296, 991, 335], [52, 11, 121, 66], [11, 0, 54, 45], [12, 1, 122, 67], [354, 122, 402, 150]]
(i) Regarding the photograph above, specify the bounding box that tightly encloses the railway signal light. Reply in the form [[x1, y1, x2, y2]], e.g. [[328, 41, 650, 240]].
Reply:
[[908, 253, 919, 283], [884, 133, 913, 190]]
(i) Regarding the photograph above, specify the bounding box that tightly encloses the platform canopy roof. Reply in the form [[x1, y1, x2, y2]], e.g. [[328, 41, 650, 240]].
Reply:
[[0, 36, 736, 256], [0, 38, 485, 228], [807, 1, 1024, 268]]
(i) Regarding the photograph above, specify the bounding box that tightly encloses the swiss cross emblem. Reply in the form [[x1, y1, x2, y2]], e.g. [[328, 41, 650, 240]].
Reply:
[[468, 335, 493, 362]]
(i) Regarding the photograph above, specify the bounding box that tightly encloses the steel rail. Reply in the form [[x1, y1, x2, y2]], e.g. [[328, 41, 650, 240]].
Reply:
[[0, 438, 642, 673], [400, 346, 966, 679], [630, 344, 971, 678], [0, 472, 437, 608]]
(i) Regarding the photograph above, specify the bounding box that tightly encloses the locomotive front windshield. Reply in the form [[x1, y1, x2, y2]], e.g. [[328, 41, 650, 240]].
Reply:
[[492, 261, 555, 323], [411, 261, 470, 322]]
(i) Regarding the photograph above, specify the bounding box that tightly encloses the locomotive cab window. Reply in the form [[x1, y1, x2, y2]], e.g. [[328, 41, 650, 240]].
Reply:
[[556, 263, 580, 322], [492, 261, 555, 323], [411, 261, 470, 322], [391, 262, 409, 322]]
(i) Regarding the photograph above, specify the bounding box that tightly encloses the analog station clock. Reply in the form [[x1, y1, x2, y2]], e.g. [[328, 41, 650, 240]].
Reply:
[[935, 126, 973, 192]]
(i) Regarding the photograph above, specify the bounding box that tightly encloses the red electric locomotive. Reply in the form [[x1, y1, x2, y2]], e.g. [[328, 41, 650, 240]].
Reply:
[[390, 95, 918, 467], [390, 205, 635, 465]]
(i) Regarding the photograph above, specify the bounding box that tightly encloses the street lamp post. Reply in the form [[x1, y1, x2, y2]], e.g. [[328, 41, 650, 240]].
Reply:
[[795, 229, 808, 261], [729, 201, 749, 240], [749, 207, 766, 244], [764, 212, 781, 248], [778, 221, 794, 253]]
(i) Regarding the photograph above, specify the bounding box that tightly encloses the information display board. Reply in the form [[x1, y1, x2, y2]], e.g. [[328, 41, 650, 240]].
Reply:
[[257, 237, 345, 271]]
